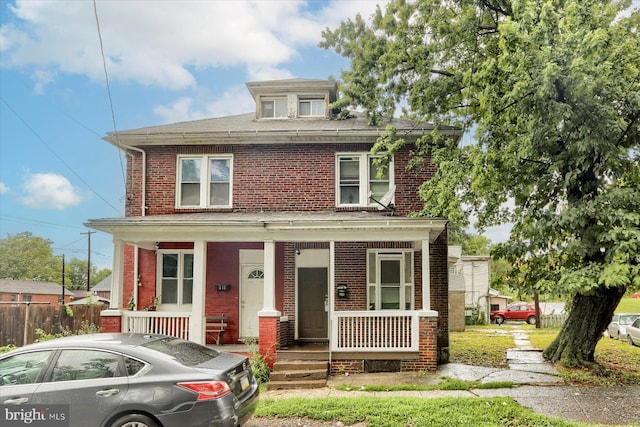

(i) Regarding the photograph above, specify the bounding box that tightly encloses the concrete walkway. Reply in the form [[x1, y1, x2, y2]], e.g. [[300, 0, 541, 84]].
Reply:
[[259, 328, 640, 426]]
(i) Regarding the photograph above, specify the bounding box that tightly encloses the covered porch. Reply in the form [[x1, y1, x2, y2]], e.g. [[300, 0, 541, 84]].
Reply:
[[88, 211, 447, 370]]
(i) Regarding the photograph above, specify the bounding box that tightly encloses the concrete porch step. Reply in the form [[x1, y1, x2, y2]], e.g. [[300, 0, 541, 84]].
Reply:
[[270, 368, 328, 381], [268, 360, 329, 390], [267, 379, 327, 390], [276, 350, 330, 361]]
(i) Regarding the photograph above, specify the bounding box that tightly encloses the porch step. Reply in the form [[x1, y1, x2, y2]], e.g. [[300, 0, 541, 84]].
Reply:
[[268, 360, 329, 390], [276, 350, 330, 361]]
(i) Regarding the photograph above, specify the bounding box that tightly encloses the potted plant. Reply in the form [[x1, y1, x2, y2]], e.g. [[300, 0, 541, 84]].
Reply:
[[127, 294, 136, 311], [145, 295, 160, 311]]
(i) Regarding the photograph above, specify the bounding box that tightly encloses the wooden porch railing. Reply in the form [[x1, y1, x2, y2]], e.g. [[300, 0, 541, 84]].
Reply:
[[122, 311, 191, 340], [331, 311, 419, 352]]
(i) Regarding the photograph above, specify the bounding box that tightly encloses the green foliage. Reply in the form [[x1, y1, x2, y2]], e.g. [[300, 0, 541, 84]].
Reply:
[[0, 345, 17, 354], [255, 396, 575, 426], [334, 377, 514, 392], [64, 257, 111, 290], [245, 340, 270, 385], [33, 321, 101, 342], [322, 0, 640, 366], [0, 232, 61, 282]]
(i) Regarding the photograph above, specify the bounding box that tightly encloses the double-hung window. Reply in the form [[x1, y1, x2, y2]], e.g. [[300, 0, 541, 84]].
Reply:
[[298, 98, 325, 117], [260, 98, 287, 118], [177, 155, 232, 208], [157, 251, 193, 308], [336, 153, 393, 207], [367, 251, 414, 310]]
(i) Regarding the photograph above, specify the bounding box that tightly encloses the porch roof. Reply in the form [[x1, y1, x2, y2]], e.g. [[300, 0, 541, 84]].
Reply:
[[86, 211, 447, 246]]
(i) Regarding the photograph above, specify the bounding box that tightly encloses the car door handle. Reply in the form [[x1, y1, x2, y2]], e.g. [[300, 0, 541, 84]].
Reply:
[[96, 389, 120, 397], [4, 397, 29, 404]]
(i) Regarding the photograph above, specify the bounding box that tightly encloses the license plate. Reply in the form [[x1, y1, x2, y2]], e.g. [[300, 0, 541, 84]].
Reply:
[[240, 375, 249, 390]]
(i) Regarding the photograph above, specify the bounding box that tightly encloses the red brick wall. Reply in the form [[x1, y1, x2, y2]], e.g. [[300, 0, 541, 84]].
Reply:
[[429, 229, 449, 363], [125, 143, 434, 217], [0, 293, 71, 308]]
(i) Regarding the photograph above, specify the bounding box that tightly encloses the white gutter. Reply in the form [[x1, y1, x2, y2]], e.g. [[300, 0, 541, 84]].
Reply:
[[121, 144, 146, 217]]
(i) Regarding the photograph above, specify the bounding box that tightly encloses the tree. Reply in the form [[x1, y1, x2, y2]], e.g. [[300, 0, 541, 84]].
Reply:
[[0, 232, 62, 282], [64, 258, 111, 290], [321, 0, 640, 366]]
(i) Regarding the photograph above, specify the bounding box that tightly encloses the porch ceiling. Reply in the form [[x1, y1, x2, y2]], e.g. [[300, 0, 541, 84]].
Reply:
[[86, 211, 447, 245]]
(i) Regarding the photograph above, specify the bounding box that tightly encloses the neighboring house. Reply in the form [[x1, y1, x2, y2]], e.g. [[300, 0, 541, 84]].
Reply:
[[448, 247, 466, 332], [90, 274, 112, 300], [67, 295, 110, 306], [0, 279, 72, 307], [448, 247, 511, 325], [86, 78, 462, 373]]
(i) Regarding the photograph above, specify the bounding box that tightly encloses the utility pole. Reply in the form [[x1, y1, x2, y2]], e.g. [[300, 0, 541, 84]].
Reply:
[[61, 254, 65, 304], [81, 230, 95, 292]]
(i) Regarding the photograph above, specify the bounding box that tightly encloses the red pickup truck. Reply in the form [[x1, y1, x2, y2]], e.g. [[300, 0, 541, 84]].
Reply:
[[490, 302, 540, 325]]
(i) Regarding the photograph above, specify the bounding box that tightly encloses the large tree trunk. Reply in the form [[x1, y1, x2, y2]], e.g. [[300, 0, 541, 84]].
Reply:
[[544, 286, 625, 366]]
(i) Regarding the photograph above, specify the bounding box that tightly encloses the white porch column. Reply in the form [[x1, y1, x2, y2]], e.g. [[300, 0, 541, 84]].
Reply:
[[259, 240, 280, 316], [109, 238, 124, 310], [422, 239, 430, 311], [190, 240, 207, 344]]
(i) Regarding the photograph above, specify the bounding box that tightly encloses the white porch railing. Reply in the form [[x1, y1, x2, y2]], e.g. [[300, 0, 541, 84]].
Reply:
[[331, 311, 419, 352], [122, 311, 191, 340]]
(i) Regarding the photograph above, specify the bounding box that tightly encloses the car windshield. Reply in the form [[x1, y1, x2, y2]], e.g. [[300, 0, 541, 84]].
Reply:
[[619, 315, 639, 325], [143, 337, 220, 366]]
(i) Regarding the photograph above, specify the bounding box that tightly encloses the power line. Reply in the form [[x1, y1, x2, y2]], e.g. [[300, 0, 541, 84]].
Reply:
[[0, 214, 86, 231], [93, 0, 127, 185], [0, 97, 123, 215]]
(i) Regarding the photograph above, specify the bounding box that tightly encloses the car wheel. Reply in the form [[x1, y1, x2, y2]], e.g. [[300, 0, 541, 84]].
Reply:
[[110, 414, 159, 427], [495, 315, 505, 325], [629, 335, 636, 347], [527, 315, 536, 325]]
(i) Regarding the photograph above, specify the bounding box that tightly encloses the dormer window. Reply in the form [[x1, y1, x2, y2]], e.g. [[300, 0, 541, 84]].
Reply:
[[298, 98, 325, 117], [260, 98, 287, 118]]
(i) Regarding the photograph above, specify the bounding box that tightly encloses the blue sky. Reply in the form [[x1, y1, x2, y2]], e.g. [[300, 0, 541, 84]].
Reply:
[[0, 0, 390, 269], [2, 0, 636, 270]]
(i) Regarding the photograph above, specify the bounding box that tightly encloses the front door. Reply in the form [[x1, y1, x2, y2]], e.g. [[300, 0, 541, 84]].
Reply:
[[297, 267, 328, 340], [240, 265, 264, 339]]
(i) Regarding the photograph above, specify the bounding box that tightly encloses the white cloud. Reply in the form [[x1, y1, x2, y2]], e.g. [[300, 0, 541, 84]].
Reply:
[[153, 85, 256, 122], [0, 182, 10, 194], [18, 173, 83, 210], [0, 0, 387, 92]]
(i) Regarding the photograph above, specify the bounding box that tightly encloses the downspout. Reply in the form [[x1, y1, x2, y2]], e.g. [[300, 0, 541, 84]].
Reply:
[[121, 144, 146, 311], [121, 144, 146, 217]]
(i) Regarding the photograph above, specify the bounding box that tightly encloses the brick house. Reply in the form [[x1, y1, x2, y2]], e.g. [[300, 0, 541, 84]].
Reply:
[[0, 279, 72, 308], [87, 78, 461, 373]]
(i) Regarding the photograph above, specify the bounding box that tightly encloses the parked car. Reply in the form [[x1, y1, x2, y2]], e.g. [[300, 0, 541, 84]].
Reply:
[[632, 292, 640, 298], [606, 313, 640, 341], [0, 333, 258, 427], [627, 318, 640, 346], [490, 302, 540, 325]]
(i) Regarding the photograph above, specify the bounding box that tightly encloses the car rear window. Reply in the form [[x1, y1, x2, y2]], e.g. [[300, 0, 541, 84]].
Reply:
[[143, 337, 220, 366]]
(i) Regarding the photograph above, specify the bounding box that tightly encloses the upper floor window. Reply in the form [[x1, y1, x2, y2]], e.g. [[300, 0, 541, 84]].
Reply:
[[298, 98, 325, 117], [177, 155, 232, 208], [260, 98, 287, 118], [336, 153, 393, 207]]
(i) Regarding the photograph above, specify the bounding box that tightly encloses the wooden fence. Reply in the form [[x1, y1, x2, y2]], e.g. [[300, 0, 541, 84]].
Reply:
[[0, 305, 104, 347]]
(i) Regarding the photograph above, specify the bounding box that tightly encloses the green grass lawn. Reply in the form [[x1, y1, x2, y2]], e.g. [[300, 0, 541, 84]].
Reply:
[[255, 396, 589, 426]]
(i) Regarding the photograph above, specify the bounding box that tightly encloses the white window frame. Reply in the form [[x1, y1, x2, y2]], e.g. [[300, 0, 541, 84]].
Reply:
[[298, 98, 326, 117], [367, 250, 414, 311], [176, 154, 233, 208], [336, 153, 394, 207], [260, 98, 288, 118], [156, 250, 194, 310]]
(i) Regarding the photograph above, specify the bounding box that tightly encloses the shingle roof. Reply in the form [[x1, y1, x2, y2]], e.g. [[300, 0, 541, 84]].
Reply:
[[0, 279, 64, 295]]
